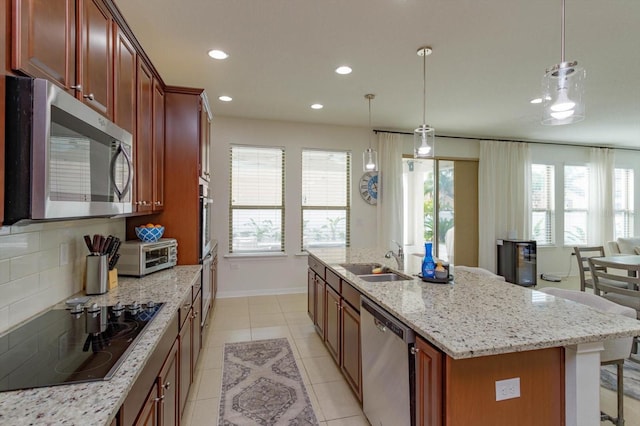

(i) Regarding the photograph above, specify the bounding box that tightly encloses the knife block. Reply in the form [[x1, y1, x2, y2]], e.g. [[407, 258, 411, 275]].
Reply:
[[108, 269, 118, 290]]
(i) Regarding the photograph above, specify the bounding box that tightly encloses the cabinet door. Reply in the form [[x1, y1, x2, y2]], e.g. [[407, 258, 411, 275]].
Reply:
[[415, 336, 443, 426], [79, 0, 112, 116], [212, 254, 217, 300], [159, 341, 179, 426], [199, 97, 211, 181], [135, 57, 154, 212], [178, 310, 193, 417], [314, 277, 325, 338], [152, 80, 165, 211], [192, 290, 203, 367], [134, 385, 160, 426], [12, 0, 76, 90], [340, 302, 361, 402], [324, 285, 340, 364], [307, 270, 315, 322], [113, 24, 136, 134]]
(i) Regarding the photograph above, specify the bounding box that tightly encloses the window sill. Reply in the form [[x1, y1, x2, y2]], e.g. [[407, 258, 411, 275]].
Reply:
[[224, 252, 288, 259]]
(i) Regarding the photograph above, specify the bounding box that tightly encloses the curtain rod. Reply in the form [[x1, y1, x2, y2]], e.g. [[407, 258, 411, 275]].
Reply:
[[372, 129, 640, 152]]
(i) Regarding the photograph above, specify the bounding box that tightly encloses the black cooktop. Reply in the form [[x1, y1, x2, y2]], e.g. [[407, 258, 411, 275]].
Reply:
[[0, 302, 163, 392]]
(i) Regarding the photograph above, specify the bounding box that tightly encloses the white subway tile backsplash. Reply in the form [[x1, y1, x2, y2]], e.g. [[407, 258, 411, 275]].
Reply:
[[0, 232, 39, 260], [0, 260, 10, 285], [0, 218, 126, 334]]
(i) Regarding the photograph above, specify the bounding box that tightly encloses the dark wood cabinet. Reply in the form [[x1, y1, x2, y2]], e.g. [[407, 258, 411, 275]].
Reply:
[[341, 301, 361, 401], [135, 57, 154, 212], [325, 285, 340, 363], [134, 387, 159, 426], [178, 307, 193, 418], [152, 80, 165, 211], [307, 269, 315, 322], [78, 0, 112, 116], [11, 0, 77, 91], [314, 275, 325, 338], [199, 97, 211, 181], [193, 290, 202, 365], [415, 335, 443, 426], [158, 341, 179, 426], [113, 24, 136, 134]]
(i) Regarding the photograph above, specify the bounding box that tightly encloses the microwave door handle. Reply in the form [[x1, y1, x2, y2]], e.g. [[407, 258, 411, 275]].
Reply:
[[110, 142, 133, 201]]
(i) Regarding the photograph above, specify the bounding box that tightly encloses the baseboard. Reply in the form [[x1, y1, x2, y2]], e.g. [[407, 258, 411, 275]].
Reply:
[[217, 286, 306, 299]]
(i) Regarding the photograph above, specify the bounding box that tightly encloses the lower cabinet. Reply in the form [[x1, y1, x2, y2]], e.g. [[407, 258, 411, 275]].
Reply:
[[134, 389, 159, 426], [314, 275, 325, 338], [307, 269, 315, 322], [179, 305, 194, 418], [324, 286, 341, 363], [415, 336, 443, 426], [159, 341, 180, 426]]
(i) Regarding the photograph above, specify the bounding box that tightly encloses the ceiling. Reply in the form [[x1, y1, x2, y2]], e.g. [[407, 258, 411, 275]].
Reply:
[[114, 0, 640, 149]]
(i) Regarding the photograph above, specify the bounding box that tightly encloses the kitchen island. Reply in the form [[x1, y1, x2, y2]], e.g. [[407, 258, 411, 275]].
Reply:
[[307, 247, 640, 426], [0, 265, 201, 426]]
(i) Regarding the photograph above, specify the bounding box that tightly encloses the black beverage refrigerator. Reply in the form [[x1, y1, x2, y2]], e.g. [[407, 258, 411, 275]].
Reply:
[[497, 239, 537, 286]]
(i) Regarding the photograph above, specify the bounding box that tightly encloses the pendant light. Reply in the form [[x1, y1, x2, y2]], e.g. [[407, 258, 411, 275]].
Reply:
[[414, 46, 435, 158], [542, 0, 585, 125], [363, 94, 378, 172]]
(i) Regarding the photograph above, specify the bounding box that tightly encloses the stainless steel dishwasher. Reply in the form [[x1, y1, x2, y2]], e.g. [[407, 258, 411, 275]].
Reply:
[[361, 296, 416, 426]]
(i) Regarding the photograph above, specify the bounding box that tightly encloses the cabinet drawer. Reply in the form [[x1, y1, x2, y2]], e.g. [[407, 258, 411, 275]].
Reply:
[[325, 269, 341, 293], [342, 281, 361, 311], [308, 256, 325, 278], [178, 290, 192, 328]]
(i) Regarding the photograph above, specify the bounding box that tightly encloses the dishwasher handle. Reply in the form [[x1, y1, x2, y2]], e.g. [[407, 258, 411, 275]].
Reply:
[[361, 296, 415, 344]]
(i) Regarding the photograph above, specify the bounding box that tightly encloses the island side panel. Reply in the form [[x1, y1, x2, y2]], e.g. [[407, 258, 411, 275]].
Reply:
[[444, 347, 564, 426]]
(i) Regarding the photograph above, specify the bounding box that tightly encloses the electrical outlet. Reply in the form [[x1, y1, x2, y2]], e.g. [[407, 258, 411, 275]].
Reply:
[[495, 377, 520, 401], [59, 242, 69, 266]]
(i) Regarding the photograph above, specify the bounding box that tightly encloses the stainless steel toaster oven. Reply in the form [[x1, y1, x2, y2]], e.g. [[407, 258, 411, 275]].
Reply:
[[117, 238, 178, 277]]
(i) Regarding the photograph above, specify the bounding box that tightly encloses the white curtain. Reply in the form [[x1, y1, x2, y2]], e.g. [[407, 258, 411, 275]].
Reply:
[[478, 141, 531, 272], [376, 132, 404, 251], [588, 147, 614, 245]]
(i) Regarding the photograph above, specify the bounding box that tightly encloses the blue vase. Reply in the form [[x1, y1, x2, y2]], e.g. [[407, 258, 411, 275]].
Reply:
[[422, 242, 436, 278]]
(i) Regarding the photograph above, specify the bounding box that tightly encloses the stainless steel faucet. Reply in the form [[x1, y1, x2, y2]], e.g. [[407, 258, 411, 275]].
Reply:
[[385, 240, 404, 270]]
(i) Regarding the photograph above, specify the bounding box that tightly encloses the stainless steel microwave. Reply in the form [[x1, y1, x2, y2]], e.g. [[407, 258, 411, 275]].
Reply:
[[4, 76, 134, 225], [117, 238, 178, 277]]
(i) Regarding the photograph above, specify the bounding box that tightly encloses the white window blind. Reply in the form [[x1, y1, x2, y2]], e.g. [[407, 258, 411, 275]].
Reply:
[[564, 165, 589, 245], [614, 168, 634, 238], [531, 164, 555, 246], [229, 145, 285, 253], [301, 149, 350, 250]]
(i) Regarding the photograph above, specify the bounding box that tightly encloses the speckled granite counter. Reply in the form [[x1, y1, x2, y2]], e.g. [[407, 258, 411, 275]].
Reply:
[[0, 265, 201, 426], [308, 247, 640, 359]]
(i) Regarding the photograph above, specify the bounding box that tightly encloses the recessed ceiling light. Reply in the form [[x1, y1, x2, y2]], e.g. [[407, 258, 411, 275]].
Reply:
[[335, 66, 352, 75], [208, 49, 228, 60], [219, 96, 232, 102], [311, 104, 323, 110], [530, 98, 543, 104]]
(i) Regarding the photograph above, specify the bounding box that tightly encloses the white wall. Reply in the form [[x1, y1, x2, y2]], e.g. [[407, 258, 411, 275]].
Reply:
[[0, 218, 125, 333], [211, 117, 378, 297]]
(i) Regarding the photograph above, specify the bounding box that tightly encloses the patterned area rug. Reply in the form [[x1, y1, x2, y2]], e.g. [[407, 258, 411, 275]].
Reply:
[[218, 338, 319, 426], [601, 360, 640, 400]]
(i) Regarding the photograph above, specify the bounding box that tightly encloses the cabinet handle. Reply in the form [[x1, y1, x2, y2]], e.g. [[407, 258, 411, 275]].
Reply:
[[154, 201, 162, 206], [70, 84, 82, 92], [410, 347, 420, 355], [154, 395, 165, 403], [84, 93, 95, 101], [163, 381, 171, 390]]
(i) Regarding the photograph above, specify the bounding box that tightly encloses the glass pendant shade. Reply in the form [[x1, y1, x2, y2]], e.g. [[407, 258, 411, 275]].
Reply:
[[542, 61, 585, 125], [414, 124, 435, 158], [363, 147, 378, 172]]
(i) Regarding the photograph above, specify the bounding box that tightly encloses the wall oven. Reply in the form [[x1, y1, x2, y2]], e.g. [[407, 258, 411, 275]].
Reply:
[[199, 180, 213, 324], [4, 76, 134, 225]]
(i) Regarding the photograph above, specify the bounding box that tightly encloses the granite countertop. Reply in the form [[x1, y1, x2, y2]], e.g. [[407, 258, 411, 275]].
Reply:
[[0, 265, 201, 426], [308, 247, 640, 359]]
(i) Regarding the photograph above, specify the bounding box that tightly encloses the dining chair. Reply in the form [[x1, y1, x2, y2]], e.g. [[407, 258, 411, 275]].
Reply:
[[574, 246, 606, 291], [538, 287, 635, 426], [588, 257, 640, 315]]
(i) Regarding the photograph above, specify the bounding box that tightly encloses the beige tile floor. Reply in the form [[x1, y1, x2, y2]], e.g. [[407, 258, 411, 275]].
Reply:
[[182, 283, 639, 426]]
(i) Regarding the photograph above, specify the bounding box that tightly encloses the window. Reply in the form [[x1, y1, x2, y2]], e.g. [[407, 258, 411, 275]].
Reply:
[[229, 146, 285, 253], [564, 165, 588, 245], [531, 164, 555, 245], [301, 150, 350, 250], [614, 168, 634, 238]]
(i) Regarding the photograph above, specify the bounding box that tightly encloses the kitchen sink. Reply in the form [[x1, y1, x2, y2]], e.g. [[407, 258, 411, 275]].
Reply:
[[340, 263, 384, 275], [357, 272, 413, 282]]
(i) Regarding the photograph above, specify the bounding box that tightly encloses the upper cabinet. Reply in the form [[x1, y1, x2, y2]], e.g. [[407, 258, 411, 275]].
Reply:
[[135, 57, 154, 213], [12, 0, 113, 117], [199, 94, 212, 182], [11, 0, 77, 91], [152, 80, 165, 211], [113, 24, 136, 134], [78, 0, 113, 116]]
